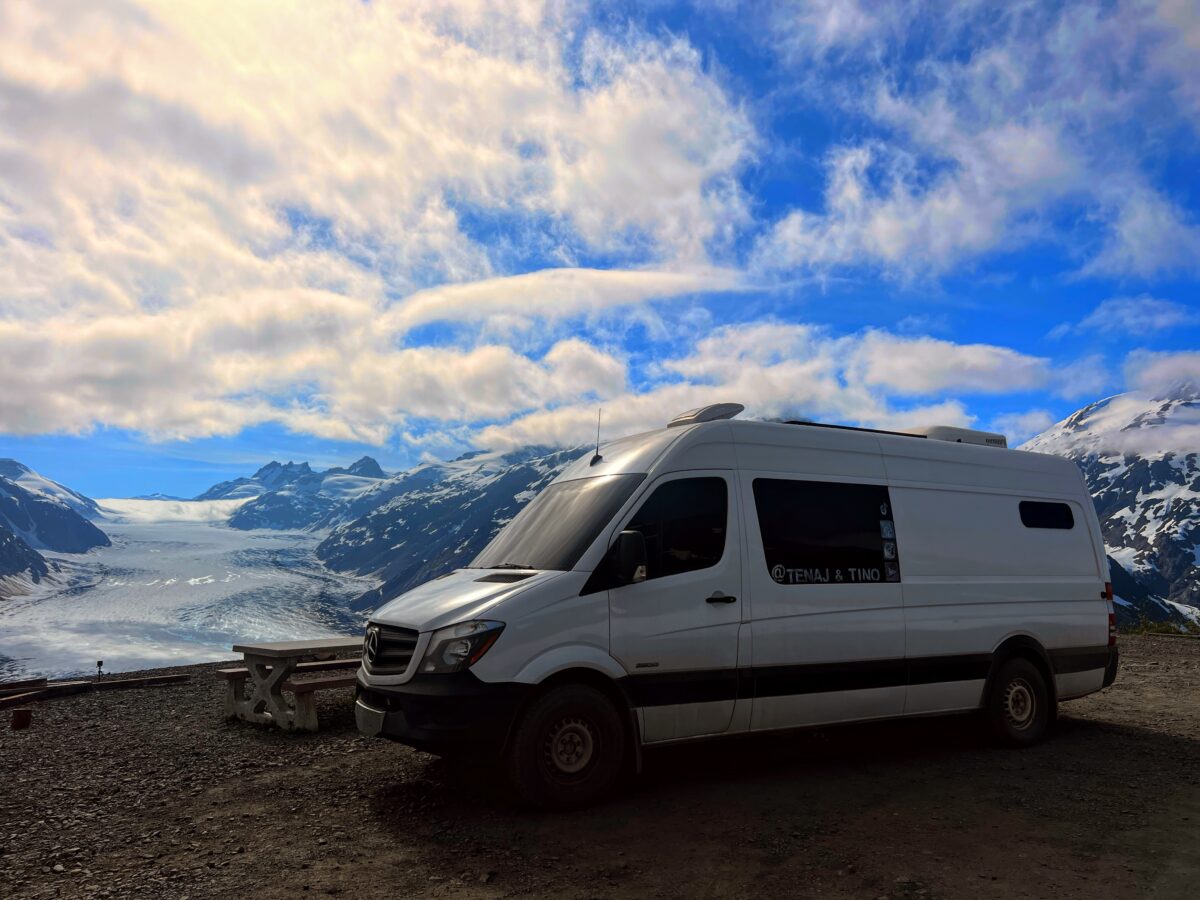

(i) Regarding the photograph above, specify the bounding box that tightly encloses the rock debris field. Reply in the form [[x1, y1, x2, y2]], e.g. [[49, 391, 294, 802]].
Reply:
[[2, 634, 1198, 899]]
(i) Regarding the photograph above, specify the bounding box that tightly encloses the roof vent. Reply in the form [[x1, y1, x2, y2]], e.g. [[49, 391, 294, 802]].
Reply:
[[910, 425, 1008, 448], [667, 402, 744, 428]]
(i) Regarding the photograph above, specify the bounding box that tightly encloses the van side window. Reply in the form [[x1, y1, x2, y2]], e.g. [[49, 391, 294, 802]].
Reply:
[[625, 477, 727, 580], [752, 479, 900, 585], [1019, 501, 1074, 529]]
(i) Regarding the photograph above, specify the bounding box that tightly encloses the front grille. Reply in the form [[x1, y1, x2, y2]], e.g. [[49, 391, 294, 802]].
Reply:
[[364, 623, 419, 675]]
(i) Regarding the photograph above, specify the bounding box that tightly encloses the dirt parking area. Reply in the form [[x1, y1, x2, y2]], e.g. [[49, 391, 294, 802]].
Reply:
[[2, 634, 1198, 899]]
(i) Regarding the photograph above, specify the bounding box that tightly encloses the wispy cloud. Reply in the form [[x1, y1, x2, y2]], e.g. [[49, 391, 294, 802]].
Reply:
[[475, 321, 1110, 450], [0, 1, 754, 324], [752, 0, 1200, 279], [382, 267, 742, 334], [1050, 296, 1200, 339]]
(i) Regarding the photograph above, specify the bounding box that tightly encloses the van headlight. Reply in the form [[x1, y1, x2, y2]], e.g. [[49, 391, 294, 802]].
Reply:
[[419, 620, 505, 674]]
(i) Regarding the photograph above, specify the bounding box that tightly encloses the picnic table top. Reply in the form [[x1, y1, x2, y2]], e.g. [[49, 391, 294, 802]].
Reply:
[[231, 638, 361, 659]]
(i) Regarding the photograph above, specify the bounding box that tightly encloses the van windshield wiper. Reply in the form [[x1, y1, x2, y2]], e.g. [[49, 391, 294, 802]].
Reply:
[[491, 562, 537, 570]]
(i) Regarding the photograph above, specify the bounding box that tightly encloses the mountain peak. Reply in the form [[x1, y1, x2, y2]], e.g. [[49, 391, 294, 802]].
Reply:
[[250, 461, 313, 489], [345, 456, 385, 479], [1022, 390, 1198, 459], [0, 458, 33, 479], [252, 460, 312, 479]]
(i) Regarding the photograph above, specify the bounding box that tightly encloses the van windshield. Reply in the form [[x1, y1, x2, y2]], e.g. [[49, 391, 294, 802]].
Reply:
[[470, 473, 646, 572]]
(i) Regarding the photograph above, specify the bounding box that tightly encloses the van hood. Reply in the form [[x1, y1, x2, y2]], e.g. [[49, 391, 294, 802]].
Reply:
[[368, 568, 563, 632]]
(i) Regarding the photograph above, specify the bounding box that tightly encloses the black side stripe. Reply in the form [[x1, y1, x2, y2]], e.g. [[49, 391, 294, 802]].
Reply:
[[751, 658, 910, 699], [1047, 647, 1112, 674], [625, 668, 739, 707], [623, 647, 1108, 708]]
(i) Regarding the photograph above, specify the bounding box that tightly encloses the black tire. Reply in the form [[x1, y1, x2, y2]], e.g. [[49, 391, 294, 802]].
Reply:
[[988, 657, 1052, 747], [505, 683, 626, 811]]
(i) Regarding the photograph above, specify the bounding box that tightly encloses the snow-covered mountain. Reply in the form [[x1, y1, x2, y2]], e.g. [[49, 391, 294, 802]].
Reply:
[[0, 463, 111, 554], [0, 459, 103, 520], [316, 446, 585, 610], [1023, 383, 1200, 625], [0, 460, 110, 600], [0, 520, 52, 600], [195, 460, 316, 501], [224, 456, 388, 530]]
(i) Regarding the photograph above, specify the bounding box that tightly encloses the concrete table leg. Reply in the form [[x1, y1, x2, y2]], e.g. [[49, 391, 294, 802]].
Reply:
[[292, 692, 319, 732], [240, 655, 300, 730], [223, 674, 248, 720]]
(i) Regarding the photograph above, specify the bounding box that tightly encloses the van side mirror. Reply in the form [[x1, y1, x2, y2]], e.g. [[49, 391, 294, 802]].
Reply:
[[612, 529, 648, 585]]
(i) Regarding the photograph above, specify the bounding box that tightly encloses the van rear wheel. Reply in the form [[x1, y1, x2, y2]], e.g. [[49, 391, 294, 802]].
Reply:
[[506, 683, 625, 810], [988, 658, 1051, 746]]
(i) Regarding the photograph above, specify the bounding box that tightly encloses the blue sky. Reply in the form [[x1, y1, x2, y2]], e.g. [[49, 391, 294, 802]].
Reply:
[[0, 0, 1197, 498]]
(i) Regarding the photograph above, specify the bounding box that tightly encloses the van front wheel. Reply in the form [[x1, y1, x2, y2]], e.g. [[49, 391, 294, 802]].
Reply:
[[988, 657, 1051, 747], [506, 683, 626, 810]]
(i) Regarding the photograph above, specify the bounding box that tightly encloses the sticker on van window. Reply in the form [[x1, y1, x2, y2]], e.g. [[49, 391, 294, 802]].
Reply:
[[880, 520, 895, 539], [882, 541, 897, 560], [770, 565, 885, 584], [885, 562, 900, 582]]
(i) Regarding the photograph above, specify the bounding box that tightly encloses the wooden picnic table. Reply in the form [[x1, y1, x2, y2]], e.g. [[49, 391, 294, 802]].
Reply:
[[225, 638, 361, 731]]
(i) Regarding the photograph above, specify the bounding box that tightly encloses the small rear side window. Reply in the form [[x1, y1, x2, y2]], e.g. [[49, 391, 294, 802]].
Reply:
[[1019, 501, 1074, 529]]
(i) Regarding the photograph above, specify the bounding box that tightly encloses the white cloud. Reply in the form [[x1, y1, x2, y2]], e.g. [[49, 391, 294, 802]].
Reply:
[[1153, 0, 1200, 124], [1051, 295, 1199, 338], [382, 266, 741, 334], [475, 321, 1078, 450], [991, 409, 1056, 445], [0, 0, 762, 443], [0, 0, 754, 323], [0, 293, 630, 441], [845, 332, 1050, 395], [1081, 189, 1200, 278], [1055, 355, 1114, 401], [768, 0, 889, 59], [752, 122, 1083, 278], [753, 0, 1200, 279], [1125, 350, 1200, 397]]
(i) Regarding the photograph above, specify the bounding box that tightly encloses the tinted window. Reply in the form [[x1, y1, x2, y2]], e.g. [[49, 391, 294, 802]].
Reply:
[[1019, 501, 1074, 530], [624, 477, 728, 581], [753, 479, 900, 585], [472, 473, 645, 571]]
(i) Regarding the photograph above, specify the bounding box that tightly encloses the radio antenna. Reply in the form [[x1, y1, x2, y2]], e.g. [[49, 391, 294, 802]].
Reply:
[[589, 407, 603, 465]]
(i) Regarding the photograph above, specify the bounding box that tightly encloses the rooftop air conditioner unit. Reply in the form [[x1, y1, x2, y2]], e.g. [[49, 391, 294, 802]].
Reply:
[[908, 425, 1008, 448]]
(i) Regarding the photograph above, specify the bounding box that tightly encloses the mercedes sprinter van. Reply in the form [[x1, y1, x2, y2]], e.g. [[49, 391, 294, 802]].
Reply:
[[355, 403, 1118, 808]]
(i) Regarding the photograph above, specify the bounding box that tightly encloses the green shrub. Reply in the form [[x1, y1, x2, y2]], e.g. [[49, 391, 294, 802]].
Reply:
[[1120, 616, 1200, 636]]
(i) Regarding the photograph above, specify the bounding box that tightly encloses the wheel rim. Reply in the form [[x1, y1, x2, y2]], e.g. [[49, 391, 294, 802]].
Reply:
[[543, 716, 596, 777], [1004, 678, 1037, 730]]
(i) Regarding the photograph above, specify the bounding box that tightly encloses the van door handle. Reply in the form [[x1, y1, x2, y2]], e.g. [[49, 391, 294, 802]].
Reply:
[[706, 592, 737, 604]]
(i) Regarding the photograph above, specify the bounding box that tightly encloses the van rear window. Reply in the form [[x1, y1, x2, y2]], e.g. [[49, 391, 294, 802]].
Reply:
[[752, 479, 900, 585], [1019, 501, 1074, 530]]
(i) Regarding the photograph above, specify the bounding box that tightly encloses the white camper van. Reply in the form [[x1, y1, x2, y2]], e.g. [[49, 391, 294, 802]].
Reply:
[[355, 404, 1118, 808]]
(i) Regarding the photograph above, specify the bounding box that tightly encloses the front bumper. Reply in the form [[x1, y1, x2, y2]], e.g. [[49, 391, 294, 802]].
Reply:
[[355, 670, 530, 755], [1103, 644, 1119, 688]]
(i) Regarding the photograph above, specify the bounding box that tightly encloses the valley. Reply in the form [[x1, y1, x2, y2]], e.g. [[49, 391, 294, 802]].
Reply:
[[0, 519, 375, 679]]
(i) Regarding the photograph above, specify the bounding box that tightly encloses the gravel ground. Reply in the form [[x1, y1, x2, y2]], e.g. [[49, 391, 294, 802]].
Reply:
[[2, 634, 1198, 900]]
